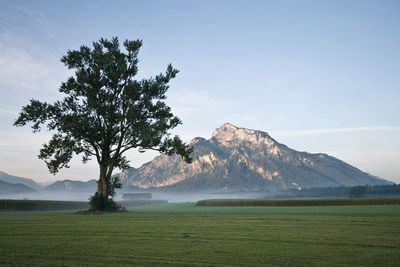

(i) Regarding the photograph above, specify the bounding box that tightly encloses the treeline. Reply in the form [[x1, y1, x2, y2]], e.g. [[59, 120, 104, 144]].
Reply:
[[273, 184, 400, 199], [197, 197, 400, 207]]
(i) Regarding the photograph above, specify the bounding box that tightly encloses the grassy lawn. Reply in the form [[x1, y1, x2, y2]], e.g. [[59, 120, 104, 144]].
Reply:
[[1, 203, 399, 266]]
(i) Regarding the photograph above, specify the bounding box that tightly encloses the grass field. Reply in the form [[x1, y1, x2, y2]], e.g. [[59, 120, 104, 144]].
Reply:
[[1, 203, 399, 266]]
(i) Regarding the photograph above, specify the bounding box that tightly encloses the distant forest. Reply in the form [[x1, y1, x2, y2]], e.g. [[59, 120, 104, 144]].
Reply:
[[270, 184, 400, 199]]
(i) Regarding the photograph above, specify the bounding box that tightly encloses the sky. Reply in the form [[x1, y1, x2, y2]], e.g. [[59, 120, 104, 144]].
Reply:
[[0, 0, 399, 184]]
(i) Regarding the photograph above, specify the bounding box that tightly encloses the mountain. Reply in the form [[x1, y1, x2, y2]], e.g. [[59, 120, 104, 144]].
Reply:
[[0, 180, 36, 194], [120, 123, 392, 192], [0, 171, 42, 191], [45, 179, 97, 192]]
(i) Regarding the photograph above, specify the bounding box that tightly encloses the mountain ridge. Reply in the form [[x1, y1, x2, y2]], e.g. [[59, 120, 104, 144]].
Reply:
[[45, 179, 97, 192], [120, 123, 391, 192], [0, 180, 36, 194], [0, 171, 42, 191]]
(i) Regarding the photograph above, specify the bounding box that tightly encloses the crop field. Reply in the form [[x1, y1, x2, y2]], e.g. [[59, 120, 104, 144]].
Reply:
[[1, 202, 399, 266], [0, 199, 89, 211], [197, 197, 400, 207]]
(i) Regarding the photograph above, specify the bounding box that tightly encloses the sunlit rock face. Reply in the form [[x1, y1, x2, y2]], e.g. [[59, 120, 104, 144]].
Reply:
[[119, 123, 390, 192]]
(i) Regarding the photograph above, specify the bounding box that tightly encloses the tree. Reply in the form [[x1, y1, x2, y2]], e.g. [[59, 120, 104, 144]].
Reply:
[[349, 185, 367, 198], [14, 37, 193, 210]]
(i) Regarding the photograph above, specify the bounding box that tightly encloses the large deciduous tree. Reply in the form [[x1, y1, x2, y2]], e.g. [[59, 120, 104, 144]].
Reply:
[[14, 37, 192, 209]]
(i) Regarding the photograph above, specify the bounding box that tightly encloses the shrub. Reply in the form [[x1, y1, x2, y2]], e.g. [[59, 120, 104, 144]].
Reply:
[[89, 192, 126, 212]]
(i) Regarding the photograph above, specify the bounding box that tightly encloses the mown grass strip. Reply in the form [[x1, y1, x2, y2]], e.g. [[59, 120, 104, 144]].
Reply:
[[1, 209, 399, 266], [129, 202, 400, 215], [0, 199, 89, 211], [197, 197, 400, 207]]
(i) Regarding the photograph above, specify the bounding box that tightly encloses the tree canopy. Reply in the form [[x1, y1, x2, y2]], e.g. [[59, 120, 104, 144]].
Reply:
[[14, 37, 192, 209]]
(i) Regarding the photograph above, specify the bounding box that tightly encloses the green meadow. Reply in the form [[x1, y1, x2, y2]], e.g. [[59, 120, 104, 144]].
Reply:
[[1, 202, 399, 266]]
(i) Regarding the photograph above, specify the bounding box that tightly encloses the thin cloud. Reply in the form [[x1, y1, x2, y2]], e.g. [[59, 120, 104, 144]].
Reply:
[[270, 126, 400, 136], [0, 34, 69, 97], [0, 44, 53, 90], [0, 108, 17, 117]]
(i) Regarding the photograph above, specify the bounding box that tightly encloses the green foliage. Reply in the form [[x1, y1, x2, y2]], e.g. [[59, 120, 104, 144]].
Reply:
[[14, 37, 193, 202], [88, 192, 124, 212], [278, 184, 400, 198], [349, 185, 368, 198], [108, 176, 122, 197]]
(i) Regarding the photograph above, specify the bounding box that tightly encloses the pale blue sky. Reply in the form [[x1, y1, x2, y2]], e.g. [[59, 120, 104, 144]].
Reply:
[[0, 0, 399, 183]]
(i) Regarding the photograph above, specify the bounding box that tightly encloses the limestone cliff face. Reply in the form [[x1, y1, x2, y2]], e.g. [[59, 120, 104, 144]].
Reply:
[[119, 123, 390, 192]]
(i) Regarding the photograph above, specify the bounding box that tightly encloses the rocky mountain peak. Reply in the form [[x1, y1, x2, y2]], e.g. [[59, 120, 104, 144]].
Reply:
[[212, 123, 237, 140], [212, 123, 274, 146]]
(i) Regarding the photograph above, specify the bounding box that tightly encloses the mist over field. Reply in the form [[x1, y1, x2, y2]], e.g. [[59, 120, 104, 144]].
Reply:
[[146, 192, 268, 203], [0, 190, 268, 203]]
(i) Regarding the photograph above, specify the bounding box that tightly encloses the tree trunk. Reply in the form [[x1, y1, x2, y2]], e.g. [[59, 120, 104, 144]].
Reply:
[[97, 165, 109, 199]]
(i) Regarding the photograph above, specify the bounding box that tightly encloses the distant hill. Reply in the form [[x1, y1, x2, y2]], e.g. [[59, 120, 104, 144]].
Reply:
[[0, 180, 36, 194], [0, 171, 42, 191], [45, 179, 97, 192], [120, 123, 392, 192]]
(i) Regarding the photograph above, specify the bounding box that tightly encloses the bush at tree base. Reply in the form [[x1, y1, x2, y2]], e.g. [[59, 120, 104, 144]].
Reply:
[[89, 192, 126, 212]]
